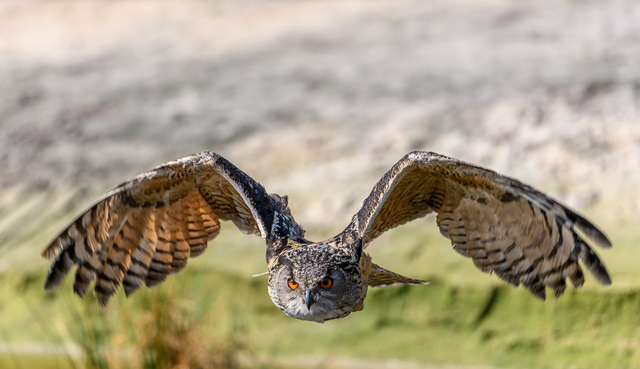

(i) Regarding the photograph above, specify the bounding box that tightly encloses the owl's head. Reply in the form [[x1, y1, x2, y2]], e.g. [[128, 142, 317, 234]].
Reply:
[[267, 243, 366, 323]]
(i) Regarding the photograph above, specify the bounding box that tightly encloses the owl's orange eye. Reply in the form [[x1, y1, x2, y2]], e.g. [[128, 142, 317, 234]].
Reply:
[[287, 278, 298, 290], [319, 277, 333, 289]]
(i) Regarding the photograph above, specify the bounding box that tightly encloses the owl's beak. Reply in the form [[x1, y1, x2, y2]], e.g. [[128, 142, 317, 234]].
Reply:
[[305, 289, 315, 310]]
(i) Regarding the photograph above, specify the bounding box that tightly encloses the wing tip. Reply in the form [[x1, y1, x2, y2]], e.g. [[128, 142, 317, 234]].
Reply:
[[577, 243, 612, 286], [518, 284, 546, 301], [43, 247, 75, 291], [567, 210, 612, 249], [580, 225, 613, 249], [43, 278, 59, 292], [42, 237, 65, 259], [591, 266, 612, 286]]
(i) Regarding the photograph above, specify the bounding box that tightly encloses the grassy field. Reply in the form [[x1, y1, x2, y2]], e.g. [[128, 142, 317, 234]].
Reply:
[[1, 188, 638, 369], [3, 255, 640, 369]]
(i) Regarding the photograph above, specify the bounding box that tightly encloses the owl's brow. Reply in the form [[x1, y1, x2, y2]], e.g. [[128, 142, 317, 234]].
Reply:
[[335, 261, 357, 275], [274, 254, 296, 273]]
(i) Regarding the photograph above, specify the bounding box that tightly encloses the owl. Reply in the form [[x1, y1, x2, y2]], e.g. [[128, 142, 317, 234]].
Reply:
[[43, 151, 611, 323]]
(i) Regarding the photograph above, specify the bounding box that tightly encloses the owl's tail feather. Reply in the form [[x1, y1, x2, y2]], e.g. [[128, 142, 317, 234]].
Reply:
[[368, 263, 430, 287]]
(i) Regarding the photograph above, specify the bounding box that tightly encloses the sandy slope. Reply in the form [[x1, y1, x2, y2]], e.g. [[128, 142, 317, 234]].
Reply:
[[1, 0, 639, 230]]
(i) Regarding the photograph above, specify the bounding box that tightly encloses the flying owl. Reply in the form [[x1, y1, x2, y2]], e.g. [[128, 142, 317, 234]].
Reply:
[[42, 151, 612, 323]]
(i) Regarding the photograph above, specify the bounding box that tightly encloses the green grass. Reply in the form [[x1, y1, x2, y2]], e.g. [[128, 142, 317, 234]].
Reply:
[[3, 257, 640, 369], [1, 188, 639, 369]]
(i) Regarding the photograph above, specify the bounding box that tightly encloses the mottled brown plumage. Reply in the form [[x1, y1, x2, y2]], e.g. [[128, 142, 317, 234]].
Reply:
[[43, 151, 611, 322]]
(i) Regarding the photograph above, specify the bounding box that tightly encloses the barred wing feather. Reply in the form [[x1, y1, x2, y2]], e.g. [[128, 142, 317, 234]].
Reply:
[[351, 151, 611, 299], [42, 151, 280, 306]]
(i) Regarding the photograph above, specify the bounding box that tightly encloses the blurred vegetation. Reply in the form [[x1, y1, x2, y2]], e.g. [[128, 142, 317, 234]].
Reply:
[[2, 264, 640, 369], [0, 193, 639, 369], [0, 268, 256, 369]]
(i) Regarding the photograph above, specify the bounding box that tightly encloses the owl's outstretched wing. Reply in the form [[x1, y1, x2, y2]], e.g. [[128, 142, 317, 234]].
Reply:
[[42, 151, 299, 306], [349, 151, 611, 299]]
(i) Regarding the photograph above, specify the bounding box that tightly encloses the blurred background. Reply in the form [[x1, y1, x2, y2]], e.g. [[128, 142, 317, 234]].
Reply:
[[1, 0, 639, 368]]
